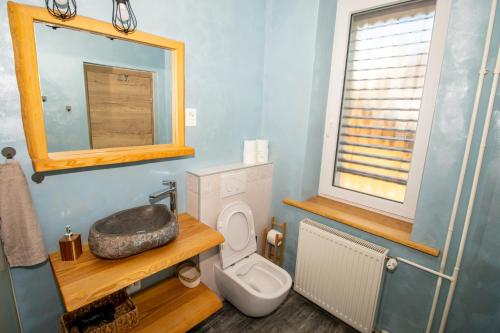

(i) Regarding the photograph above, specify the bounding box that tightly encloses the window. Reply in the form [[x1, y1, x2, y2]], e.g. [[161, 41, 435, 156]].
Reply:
[[319, 0, 451, 219]]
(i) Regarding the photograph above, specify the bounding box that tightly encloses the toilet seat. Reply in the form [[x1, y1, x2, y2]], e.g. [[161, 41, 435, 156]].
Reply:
[[217, 202, 256, 269]]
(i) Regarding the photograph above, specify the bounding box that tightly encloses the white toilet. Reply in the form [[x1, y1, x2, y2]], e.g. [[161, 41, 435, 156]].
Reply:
[[214, 201, 292, 317]]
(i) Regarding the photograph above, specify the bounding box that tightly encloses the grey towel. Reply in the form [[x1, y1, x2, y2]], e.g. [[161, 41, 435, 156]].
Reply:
[[0, 160, 47, 267]]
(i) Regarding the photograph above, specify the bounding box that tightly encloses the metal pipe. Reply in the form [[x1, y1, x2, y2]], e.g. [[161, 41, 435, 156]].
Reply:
[[396, 257, 453, 281], [438, 45, 500, 333], [7, 266, 23, 333], [0, 239, 23, 332], [425, 2, 498, 331]]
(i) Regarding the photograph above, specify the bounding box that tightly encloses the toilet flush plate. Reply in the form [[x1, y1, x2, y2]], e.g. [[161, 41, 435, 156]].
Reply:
[[220, 172, 247, 198]]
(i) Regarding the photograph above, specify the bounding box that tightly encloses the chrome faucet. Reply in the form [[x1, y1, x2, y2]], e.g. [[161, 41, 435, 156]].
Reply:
[[149, 180, 177, 216]]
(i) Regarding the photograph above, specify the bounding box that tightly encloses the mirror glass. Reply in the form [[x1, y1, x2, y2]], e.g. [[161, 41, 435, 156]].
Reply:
[[34, 23, 173, 152]]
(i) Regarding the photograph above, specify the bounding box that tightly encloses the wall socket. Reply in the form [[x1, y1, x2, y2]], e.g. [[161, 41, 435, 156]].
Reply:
[[126, 281, 141, 295]]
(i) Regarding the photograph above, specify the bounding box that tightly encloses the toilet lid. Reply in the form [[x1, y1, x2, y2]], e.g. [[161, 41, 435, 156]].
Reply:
[[217, 202, 256, 269]]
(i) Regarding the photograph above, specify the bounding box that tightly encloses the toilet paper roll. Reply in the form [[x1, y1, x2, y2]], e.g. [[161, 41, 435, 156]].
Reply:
[[267, 229, 282, 246], [243, 140, 257, 164], [256, 139, 269, 163]]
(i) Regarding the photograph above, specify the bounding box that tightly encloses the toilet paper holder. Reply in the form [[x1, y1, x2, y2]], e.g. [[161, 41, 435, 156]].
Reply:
[[261, 217, 286, 267]]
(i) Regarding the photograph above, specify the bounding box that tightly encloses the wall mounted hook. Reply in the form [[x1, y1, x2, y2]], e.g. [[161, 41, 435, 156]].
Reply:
[[1, 147, 16, 159], [32, 173, 45, 184]]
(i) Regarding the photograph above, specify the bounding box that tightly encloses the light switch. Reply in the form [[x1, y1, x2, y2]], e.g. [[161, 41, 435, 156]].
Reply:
[[186, 108, 197, 127]]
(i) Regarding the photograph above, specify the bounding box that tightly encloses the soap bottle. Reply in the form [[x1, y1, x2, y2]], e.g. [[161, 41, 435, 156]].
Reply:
[[59, 225, 82, 261]]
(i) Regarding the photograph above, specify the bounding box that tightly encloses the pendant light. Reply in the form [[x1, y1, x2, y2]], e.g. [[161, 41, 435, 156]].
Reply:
[[45, 0, 77, 20], [112, 0, 137, 34]]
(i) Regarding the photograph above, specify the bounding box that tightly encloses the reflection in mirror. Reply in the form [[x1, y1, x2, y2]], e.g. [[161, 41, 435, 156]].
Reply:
[[35, 23, 173, 152]]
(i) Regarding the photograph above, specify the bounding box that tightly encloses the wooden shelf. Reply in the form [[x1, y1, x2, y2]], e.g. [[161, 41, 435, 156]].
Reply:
[[284, 196, 440, 256], [49, 214, 224, 312], [131, 278, 222, 333]]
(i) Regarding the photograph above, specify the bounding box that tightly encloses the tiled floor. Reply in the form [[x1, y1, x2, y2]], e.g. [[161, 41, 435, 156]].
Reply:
[[189, 290, 358, 333]]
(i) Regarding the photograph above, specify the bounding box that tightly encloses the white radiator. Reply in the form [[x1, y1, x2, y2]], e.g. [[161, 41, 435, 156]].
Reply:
[[294, 219, 389, 333]]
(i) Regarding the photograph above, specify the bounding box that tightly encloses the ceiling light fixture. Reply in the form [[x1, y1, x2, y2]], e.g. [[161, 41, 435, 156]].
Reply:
[[112, 0, 137, 34], [45, 0, 77, 20]]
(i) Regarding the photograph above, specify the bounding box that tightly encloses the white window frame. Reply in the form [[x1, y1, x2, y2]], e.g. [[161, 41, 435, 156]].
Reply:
[[319, 0, 451, 220]]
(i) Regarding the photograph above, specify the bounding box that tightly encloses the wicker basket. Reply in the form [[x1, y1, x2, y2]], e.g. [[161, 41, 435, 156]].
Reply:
[[60, 289, 138, 333], [176, 261, 201, 288]]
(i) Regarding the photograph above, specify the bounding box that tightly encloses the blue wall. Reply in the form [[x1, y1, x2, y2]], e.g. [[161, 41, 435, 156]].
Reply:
[[1, 0, 499, 332], [0, 0, 266, 331], [0, 242, 20, 333], [261, 0, 500, 332], [35, 24, 172, 152]]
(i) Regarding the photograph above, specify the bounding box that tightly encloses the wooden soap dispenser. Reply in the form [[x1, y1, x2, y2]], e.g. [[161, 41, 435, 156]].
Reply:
[[59, 225, 82, 261]]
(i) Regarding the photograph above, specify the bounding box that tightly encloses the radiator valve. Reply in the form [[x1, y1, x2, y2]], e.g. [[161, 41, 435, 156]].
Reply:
[[386, 258, 398, 271]]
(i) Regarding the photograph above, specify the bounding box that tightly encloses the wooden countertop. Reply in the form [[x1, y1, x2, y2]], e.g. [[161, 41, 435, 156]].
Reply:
[[49, 214, 224, 312]]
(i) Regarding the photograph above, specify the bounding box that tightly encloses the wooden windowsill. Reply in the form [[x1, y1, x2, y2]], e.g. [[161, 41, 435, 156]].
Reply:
[[283, 196, 439, 256]]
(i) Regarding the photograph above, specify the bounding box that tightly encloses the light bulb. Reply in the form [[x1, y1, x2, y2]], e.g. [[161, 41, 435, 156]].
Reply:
[[55, 0, 69, 8], [118, 3, 130, 22]]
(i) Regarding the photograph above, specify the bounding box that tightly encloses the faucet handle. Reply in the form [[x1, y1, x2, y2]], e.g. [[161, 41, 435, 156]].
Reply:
[[162, 180, 176, 188]]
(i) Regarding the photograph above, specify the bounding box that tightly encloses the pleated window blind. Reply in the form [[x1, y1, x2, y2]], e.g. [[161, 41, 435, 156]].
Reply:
[[333, 0, 436, 203]]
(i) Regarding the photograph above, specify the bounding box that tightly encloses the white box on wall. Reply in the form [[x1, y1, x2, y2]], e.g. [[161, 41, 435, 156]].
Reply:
[[186, 162, 273, 296], [220, 172, 247, 198]]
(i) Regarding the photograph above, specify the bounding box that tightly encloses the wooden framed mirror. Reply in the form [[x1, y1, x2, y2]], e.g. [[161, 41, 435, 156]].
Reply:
[[7, 2, 194, 173]]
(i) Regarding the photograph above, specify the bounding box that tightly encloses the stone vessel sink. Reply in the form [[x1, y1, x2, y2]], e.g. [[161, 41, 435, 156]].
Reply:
[[88, 204, 178, 259]]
